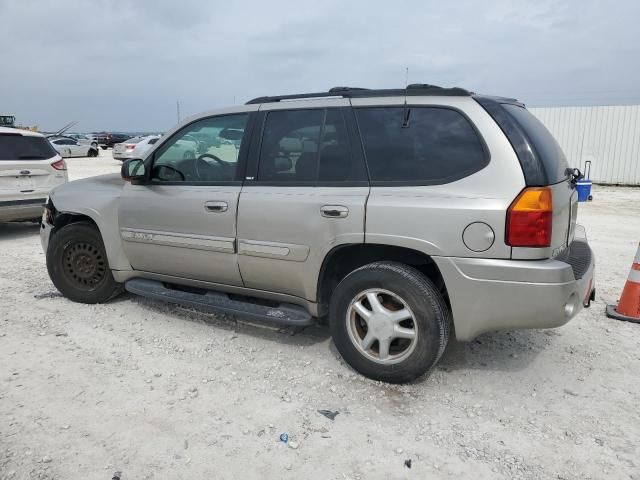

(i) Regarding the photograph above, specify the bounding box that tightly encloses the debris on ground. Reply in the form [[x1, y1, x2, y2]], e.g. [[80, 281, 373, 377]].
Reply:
[[317, 409, 339, 420]]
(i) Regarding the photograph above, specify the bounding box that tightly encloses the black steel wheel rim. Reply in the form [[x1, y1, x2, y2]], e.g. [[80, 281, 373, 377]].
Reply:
[[62, 241, 106, 289]]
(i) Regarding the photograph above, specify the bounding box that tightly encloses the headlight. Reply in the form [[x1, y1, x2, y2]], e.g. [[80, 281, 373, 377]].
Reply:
[[41, 197, 54, 225]]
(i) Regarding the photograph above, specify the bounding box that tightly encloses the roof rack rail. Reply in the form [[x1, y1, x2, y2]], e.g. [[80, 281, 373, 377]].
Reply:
[[245, 85, 470, 105]]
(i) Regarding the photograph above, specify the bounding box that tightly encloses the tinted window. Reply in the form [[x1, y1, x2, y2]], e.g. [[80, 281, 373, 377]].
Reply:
[[355, 107, 487, 183], [318, 109, 355, 182], [0, 134, 58, 160], [151, 114, 248, 183], [258, 109, 358, 183], [502, 104, 569, 184], [148, 138, 159, 145]]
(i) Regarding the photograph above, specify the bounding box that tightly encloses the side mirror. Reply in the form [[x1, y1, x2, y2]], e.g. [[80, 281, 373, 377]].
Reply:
[[121, 158, 146, 182]]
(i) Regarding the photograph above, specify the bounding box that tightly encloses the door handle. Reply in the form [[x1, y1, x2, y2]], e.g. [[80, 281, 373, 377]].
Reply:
[[204, 201, 228, 212], [320, 205, 349, 218]]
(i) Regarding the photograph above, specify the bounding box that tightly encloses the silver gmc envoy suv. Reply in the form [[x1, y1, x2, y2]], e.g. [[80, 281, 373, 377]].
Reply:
[[40, 85, 596, 383]]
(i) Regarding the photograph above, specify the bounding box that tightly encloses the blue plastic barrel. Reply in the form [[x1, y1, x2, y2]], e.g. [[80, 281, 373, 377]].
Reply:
[[576, 180, 592, 202]]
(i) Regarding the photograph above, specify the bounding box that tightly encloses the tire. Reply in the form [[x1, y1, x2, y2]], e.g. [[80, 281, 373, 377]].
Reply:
[[46, 222, 122, 304], [329, 261, 450, 383], [88, 148, 98, 157]]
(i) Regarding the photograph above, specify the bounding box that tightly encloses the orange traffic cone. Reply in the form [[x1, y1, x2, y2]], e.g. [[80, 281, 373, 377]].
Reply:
[[606, 242, 640, 323]]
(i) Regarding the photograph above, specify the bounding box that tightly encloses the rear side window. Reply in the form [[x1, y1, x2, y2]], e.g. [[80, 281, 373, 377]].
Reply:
[[257, 108, 365, 184], [355, 107, 488, 184], [148, 138, 159, 145], [501, 104, 569, 184], [0, 134, 57, 161]]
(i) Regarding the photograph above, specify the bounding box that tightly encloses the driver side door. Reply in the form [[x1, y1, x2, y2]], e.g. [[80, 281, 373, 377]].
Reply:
[[118, 111, 255, 286]]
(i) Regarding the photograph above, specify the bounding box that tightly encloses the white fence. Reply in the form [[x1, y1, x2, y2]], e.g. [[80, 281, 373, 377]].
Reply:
[[530, 105, 640, 185]]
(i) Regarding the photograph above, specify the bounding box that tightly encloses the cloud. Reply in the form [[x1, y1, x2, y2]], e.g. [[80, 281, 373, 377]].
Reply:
[[1, 0, 639, 131]]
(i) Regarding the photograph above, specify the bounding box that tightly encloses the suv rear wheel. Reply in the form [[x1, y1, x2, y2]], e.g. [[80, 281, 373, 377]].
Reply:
[[329, 261, 450, 383], [47, 222, 122, 303]]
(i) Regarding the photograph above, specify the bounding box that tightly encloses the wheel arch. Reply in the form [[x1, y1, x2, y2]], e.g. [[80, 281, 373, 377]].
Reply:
[[50, 207, 131, 271], [317, 243, 449, 316]]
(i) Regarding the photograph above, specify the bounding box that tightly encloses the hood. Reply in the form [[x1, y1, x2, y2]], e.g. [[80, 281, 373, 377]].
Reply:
[[51, 173, 123, 198], [50, 173, 125, 213]]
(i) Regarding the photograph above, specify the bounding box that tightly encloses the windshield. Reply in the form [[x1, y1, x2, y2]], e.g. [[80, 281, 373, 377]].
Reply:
[[0, 134, 58, 160]]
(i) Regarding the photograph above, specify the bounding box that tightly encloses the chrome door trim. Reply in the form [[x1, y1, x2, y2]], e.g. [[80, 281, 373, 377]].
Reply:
[[120, 228, 235, 253], [237, 239, 309, 261]]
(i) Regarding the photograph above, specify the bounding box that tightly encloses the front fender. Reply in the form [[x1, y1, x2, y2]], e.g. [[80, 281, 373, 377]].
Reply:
[[49, 174, 132, 272]]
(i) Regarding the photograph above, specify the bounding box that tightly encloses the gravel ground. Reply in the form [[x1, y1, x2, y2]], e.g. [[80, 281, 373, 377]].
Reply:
[[1, 151, 639, 480]]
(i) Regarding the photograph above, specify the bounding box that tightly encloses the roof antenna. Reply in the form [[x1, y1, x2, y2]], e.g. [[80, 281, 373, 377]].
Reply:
[[402, 67, 410, 128]]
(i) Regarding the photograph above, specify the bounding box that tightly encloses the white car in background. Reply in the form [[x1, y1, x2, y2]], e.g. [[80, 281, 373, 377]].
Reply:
[[49, 137, 99, 158], [112, 135, 161, 161], [0, 127, 68, 222], [66, 133, 99, 149]]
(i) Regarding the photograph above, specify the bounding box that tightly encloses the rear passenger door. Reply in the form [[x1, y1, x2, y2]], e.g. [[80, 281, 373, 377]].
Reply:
[[236, 101, 369, 301]]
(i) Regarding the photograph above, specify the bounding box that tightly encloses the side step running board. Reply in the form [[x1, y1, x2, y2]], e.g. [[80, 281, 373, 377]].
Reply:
[[124, 278, 314, 327]]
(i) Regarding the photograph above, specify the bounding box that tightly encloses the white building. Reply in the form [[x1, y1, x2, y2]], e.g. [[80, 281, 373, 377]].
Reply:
[[530, 105, 640, 186]]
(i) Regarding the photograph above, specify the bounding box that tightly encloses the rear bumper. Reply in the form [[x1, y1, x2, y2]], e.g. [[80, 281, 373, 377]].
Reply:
[[434, 228, 595, 341], [112, 152, 132, 160], [0, 198, 47, 222]]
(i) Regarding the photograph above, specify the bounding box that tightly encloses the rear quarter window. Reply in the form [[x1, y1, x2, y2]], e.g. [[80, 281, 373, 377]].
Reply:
[[0, 134, 58, 160], [501, 104, 569, 185], [355, 107, 488, 184]]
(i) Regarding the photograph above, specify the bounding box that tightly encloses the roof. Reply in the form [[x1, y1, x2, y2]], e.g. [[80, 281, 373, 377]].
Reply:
[[246, 84, 472, 105], [0, 126, 43, 137]]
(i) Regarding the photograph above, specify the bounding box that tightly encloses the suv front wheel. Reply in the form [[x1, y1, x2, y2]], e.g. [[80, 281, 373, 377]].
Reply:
[[329, 261, 450, 383], [47, 222, 122, 304]]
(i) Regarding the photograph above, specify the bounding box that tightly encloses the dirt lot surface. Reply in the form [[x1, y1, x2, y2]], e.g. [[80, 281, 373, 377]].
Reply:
[[1, 151, 639, 479]]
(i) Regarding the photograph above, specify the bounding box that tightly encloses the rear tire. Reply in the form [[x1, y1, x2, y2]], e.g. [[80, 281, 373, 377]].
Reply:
[[329, 261, 450, 383], [46, 222, 122, 303]]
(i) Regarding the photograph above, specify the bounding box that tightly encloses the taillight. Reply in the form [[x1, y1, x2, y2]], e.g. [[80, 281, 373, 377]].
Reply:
[[125, 144, 136, 149], [51, 159, 67, 171], [506, 187, 553, 247]]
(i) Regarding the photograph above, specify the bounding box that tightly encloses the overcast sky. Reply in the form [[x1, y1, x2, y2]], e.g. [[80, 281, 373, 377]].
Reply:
[[2, 0, 639, 132]]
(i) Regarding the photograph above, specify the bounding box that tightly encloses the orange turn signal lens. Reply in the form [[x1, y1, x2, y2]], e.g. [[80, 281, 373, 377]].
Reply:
[[506, 187, 553, 247]]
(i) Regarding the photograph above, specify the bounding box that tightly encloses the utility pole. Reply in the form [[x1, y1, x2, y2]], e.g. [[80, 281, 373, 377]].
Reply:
[[176, 100, 181, 124]]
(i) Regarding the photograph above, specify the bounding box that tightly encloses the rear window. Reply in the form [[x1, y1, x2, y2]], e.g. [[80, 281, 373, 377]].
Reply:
[[355, 107, 488, 184], [0, 134, 58, 161], [502, 104, 569, 184]]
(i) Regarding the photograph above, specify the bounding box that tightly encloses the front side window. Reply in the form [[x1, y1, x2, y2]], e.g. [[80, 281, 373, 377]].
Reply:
[[151, 114, 248, 183], [257, 108, 358, 183], [355, 107, 488, 184]]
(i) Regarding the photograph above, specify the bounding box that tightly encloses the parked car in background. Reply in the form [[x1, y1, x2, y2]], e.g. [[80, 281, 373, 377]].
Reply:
[[40, 85, 595, 383], [66, 133, 98, 149], [113, 135, 161, 161], [49, 137, 99, 158], [0, 127, 67, 222], [93, 133, 132, 150]]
